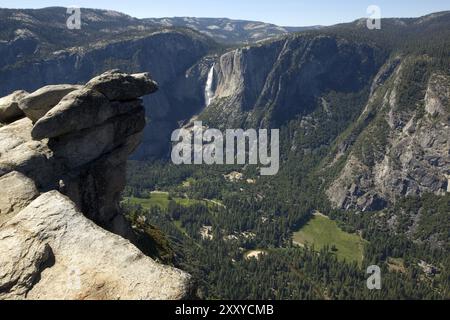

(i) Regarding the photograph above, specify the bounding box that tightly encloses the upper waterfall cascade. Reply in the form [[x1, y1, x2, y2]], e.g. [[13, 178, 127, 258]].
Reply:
[[205, 65, 215, 107]]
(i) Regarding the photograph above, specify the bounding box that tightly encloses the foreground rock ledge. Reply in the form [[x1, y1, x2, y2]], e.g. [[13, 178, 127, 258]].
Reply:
[[0, 191, 190, 300], [0, 71, 190, 300]]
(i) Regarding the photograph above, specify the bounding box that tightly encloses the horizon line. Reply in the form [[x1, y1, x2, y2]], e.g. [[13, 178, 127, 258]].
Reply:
[[1, 6, 449, 28]]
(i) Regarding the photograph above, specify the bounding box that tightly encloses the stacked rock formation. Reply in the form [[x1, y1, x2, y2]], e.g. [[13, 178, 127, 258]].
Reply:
[[0, 70, 191, 300]]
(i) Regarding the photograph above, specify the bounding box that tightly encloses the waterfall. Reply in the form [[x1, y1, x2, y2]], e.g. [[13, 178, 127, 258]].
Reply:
[[204, 65, 215, 107]]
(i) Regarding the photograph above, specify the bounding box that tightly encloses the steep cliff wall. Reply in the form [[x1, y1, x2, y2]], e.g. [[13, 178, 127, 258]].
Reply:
[[199, 34, 385, 128], [0, 70, 191, 300], [326, 57, 450, 211]]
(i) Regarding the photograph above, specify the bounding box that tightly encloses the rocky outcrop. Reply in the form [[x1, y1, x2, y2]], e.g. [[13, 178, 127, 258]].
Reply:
[[0, 71, 191, 300], [0, 90, 28, 123], [0, 172, 39, 224], [0, 191, 190, 300], [19, 85, 83, 122], [85, 70, 158, 101]]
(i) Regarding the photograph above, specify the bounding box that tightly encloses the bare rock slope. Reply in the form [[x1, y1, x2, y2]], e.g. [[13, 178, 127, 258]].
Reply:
[[0, 70, 191, 300]]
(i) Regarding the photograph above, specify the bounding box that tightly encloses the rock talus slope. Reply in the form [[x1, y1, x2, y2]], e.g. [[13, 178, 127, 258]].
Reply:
[[0, 71, 191, 300]]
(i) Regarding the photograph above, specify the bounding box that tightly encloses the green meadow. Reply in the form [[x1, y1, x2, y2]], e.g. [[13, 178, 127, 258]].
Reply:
[[124, 192, 220, 210], [293, 214, 367, 265]]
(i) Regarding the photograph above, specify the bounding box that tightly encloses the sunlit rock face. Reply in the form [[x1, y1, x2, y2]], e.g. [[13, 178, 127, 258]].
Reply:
[[327, 63, 450, 212], [0, 71, 191, 300]]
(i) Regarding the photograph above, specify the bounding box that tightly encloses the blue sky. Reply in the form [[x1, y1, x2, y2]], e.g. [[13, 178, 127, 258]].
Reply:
[[1, 0, 449, 26]]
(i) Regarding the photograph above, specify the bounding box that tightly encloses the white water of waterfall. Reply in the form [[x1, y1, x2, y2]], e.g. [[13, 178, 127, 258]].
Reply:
[[204, 65, 215, 107]]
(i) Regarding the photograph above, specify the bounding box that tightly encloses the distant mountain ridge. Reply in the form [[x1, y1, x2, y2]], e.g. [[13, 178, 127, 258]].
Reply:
[[0, 7, 315, 47], [145, 17, 321, 44]]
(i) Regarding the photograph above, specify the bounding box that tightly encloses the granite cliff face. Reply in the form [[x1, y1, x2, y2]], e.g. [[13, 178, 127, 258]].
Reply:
[[198, 34, 384, 128], [0, 71, 191, 300], [326, 58, 450, 211]]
